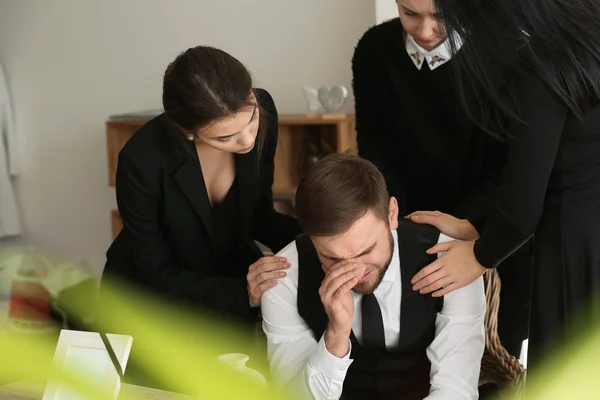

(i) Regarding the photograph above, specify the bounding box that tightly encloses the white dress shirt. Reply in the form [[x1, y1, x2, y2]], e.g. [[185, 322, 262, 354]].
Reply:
[[261, 230, 485, 400], [405, 32, 463, 71]]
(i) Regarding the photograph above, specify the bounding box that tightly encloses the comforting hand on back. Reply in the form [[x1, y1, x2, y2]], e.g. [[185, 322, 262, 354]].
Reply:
[[406, 210, 479, 241], [246, 256, 289, 307], [410, 240, 486, 297]]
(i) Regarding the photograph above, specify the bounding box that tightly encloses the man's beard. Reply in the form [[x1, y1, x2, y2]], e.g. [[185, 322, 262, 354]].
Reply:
[[353, 231, 395, 295]]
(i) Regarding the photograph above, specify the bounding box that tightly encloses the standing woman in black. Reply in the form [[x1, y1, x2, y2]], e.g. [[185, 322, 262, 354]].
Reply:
[[99, 46, 299, 385], [410, 0, 600, 372], [352, 0, 531, 357]]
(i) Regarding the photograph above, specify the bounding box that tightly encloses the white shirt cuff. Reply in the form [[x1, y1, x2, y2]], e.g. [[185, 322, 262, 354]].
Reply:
[[307, 334, 354, 382], [437, 233, 455, 244]]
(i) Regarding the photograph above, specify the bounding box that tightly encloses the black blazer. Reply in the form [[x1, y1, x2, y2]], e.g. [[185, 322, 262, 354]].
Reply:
[[352, 19, 508, 233], [102, 88, 299, 322]]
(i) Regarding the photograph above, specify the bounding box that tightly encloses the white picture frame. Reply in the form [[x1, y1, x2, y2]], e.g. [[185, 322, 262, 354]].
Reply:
[[43, 329, 133, 400]]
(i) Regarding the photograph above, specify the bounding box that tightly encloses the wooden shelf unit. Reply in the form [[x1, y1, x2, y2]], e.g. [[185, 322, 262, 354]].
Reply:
[[106, 113, 356, 239]]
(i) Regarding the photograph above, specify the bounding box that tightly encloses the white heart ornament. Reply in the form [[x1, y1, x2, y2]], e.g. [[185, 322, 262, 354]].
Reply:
[[317, 85, 348, 113]]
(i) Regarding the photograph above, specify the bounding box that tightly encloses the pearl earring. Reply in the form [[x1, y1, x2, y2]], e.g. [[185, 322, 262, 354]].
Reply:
[[186, 134, 195, 141]]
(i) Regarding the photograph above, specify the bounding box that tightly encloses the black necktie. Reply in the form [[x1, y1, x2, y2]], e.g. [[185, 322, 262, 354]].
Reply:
[[361, 293, 386, 349]]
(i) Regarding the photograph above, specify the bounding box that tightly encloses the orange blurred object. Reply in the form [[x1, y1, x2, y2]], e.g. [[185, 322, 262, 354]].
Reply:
[[9, 281, 52, 321]]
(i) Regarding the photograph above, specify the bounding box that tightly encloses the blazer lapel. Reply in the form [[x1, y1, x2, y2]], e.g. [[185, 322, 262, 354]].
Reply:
[[173, 152, 215, 248]]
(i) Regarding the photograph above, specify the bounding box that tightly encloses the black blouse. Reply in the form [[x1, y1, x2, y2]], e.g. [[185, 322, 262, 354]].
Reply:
[[211, 180, 241, 271]]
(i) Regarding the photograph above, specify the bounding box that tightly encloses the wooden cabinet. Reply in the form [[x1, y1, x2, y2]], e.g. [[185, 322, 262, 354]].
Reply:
[[106, 114, 356, 239]]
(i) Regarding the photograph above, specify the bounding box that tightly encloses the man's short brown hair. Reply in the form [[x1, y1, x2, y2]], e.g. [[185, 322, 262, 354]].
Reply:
[[295, 152, 390, 237]]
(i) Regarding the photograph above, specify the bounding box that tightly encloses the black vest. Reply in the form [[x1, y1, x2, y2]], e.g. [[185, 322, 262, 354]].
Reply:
[[296, 219, 443, 400]]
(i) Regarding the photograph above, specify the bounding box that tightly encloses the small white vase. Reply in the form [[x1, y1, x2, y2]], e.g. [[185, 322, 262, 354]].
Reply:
[[216, 353, 267, 387]]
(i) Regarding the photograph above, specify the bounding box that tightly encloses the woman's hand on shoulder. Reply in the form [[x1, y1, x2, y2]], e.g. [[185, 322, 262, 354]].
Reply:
[[410, 240, 486, 297], [406, 210, 480, 241], [246, 256, 290, 307]]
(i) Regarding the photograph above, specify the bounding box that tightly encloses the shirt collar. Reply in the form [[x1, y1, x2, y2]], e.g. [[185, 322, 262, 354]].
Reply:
[[405, 32, 463, 71], [380, 230, 400, 283]]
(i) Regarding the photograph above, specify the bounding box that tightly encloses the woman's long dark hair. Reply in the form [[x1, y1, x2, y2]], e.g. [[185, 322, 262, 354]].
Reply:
[[436, 0, 600, 140]]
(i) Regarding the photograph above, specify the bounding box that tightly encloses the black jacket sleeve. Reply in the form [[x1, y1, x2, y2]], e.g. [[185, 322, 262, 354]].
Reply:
[[474, 72, 567, 268], [450, 136, 508, 234], [250, 89, 300, 253]]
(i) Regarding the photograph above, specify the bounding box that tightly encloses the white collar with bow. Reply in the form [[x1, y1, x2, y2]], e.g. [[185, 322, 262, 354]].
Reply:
[[405, 32, 463, 71]]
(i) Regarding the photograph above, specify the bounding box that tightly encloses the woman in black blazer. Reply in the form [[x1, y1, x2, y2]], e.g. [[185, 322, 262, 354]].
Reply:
[[101, 46, 299, 338]]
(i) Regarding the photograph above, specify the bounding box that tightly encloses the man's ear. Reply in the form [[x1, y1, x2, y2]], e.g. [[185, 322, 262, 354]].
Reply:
[[389, 197, 399, 230]]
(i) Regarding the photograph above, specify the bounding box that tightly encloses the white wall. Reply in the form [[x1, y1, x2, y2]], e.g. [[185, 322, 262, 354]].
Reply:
[[375, 0, 398, 24], [0, 0, 374, 276]]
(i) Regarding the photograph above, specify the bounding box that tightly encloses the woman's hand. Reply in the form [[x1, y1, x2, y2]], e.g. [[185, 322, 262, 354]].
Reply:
[[411, 240, 486, 297], [246, 256, 289, 307], [406, 211, 480, 241]]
